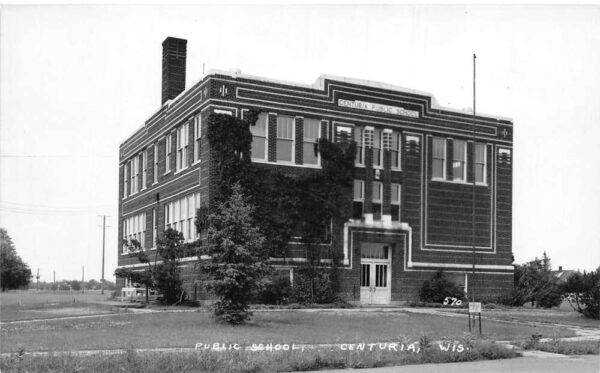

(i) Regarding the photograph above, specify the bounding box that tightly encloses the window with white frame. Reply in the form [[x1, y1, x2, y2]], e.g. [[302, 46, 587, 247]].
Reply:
[[391, 183, 401, 221], [372, 181, 382, 220], [373, 129, 382, 168], [391, 132, 401, 169], [176, 123, 188, 172], [432, 137, 446, 179], [164, 192, 201, 241], [142, 150, 147, 189], [123, 212, 146, 253], [152, 208, 157, 248], [354, 127, 364, 166], [123, 163, 129, 198], [165, 134, 172, 173], [303, 118, 320, 165], [193, 115, 201, 163], [335, 124, 353, 143], [130, 156, 139, 195], [475, 143, 487, 184], [276, 115, 294, 162], [153, 143, 158, 184], [452, 139, 467, 182], [353, 179, 364, 220], [251, 113, 268, 161], [382, 130, 393, 168]]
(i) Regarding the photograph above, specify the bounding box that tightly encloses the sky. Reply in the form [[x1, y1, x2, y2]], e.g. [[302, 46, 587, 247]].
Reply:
[[1, 5, 599, 282]]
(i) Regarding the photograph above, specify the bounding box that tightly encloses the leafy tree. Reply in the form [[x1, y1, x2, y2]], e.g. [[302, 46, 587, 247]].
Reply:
[[0, 228, 32, 291], [513, 252, 563, 308], [199, 183, 271, 324], [419, 270, 465, 303], [115, 231, 195, 304], [86, 279, 101, 290], [562, 268, 599, 319]]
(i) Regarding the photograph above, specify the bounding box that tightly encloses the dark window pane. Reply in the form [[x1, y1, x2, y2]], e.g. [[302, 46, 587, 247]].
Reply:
[[353, 202, 363, 220]]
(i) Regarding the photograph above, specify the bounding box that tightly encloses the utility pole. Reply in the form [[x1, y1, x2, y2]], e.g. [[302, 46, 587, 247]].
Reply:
[[98, 215, 111, 294], [471, 53, 477, 303], [53, 271, 56, 290]]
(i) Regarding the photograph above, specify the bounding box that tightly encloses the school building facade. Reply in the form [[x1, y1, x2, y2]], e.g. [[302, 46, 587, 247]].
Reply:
[[117, 37, 514, 304]]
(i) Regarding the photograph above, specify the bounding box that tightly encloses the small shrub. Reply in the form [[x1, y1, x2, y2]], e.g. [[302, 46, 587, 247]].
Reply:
[[523, 333, 543, 349], [419, 334, 432, 350], [419, 270, 465, 304], [259, 276, 292, 305], [291, 268, 339, 304]]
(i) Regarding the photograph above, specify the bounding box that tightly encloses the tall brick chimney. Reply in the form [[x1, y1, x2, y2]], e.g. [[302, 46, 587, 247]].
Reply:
[[161, 37, 187, 105]]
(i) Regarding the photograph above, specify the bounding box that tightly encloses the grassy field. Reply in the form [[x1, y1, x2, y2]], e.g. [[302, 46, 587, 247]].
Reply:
[[0, 290, 115, 322], [0, 309, 577, 354], [476, 309, 599, 329], [0, 341, 521, 373]]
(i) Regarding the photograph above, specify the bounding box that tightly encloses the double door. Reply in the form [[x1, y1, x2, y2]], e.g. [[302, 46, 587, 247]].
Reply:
[[360, 244, 391, 305]]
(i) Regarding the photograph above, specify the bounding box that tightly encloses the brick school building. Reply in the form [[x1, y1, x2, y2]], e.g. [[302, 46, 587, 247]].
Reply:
[[117, 37, 514, 304]]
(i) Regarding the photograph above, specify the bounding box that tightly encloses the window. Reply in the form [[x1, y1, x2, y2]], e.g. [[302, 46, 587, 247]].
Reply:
[[372, 181, 382, 220], [251, 113, 268, 161], [353, 179, 364, 220], [176, 123, 188, 172], [276, 116, 294, 162], [354, 128, 364, 165], [364, 127, 378, 166], [373, 129, 382, 168], [391, 183, 401, 221], [153, 143, 158, 184], [391, 132, 401, 169], [382, 130, 392, 151], [382, 130, 397, 168], [361, 245, 389, 259], [165, 134, 172, 173], [123, 163, 129, 198], [432, 137, 446, 179], [130, 156, 139, 195], [193, 115, 201, 163], [335, 124, 352, 143], [165, 192, 201, 241], [142, 150, 147, 189], [452, 140, 467, 182], [475, 143, 487, 184], [123, 212, 146, 253], [303, 118, 320, 165], [152, 208, 157, 248]]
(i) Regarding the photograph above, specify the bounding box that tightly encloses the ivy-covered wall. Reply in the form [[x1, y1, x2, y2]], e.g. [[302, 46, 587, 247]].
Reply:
[[201, 111, 356, 262]]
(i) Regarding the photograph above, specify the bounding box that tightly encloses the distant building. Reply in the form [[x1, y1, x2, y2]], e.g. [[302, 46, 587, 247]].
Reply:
[[116, 37, 514, 304], [552, 266, 577, 283]]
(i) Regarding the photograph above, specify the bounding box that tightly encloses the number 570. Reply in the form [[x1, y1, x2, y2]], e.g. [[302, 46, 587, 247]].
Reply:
[[443, 297, 462, 306]]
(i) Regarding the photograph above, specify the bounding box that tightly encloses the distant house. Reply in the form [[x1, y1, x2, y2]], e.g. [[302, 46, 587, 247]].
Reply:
[[552, 266, 577, 283], [116, 37, 514, 305]]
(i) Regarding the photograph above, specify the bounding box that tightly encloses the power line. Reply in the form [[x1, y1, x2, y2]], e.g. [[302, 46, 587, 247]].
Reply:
[[0, 201, 114, 215], [0, 154, 113, 159]]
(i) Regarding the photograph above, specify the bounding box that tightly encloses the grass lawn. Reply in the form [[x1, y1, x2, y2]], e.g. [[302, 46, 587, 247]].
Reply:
[[477, 309, 599, 329], [1, 309, 576, 354], [0, 291, 115, 322]]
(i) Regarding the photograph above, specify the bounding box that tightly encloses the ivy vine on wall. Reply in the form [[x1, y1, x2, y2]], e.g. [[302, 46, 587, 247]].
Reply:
[[196, 111, 356, 301]]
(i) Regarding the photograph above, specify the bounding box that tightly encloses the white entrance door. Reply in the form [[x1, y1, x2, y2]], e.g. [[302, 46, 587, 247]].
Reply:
[[360, 244, 391, 305]]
